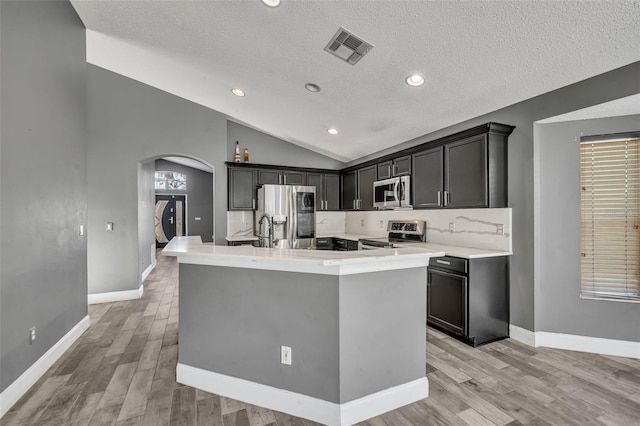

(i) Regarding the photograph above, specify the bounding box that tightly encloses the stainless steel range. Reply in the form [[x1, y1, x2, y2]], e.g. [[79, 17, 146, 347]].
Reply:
[[359, 220, 427, 249]]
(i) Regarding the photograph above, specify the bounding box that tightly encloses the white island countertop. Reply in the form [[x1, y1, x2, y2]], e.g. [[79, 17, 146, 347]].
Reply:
[[163, 236, 445, 276]]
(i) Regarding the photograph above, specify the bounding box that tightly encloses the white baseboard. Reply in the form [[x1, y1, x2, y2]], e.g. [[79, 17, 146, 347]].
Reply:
[[141, 259, 157, 282], [88, 284, 144, 305], [509, 324, 639, 359], [177, 363, 428, 426], [509, 324, 537, 347], [0, 315, 90, 419], [537, 332, 640, 359]]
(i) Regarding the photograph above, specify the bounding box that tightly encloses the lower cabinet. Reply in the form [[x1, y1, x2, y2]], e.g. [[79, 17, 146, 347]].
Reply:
[[427, 256, 509, 347]]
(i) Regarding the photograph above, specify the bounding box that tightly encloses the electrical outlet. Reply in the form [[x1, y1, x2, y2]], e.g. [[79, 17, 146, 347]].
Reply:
[[379, 220, 384, 228], [106, 222, 114, 231], [496, 224, 504, 235], [360, 219, 364, 227], [29, 326, 36, 344], [449, 222, 455, 233], [281, 346, 292, 365]]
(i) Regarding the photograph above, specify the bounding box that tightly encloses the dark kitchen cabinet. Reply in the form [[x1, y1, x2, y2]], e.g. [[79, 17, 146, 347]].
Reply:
[[357, 165, 377, 210], [412, 132, 508, 209], [377, 155, 411, 179], [444, 135, 488, 208], [258, 169, 305, 185], [307, 172, 340, 211], [228, 168, 257, 210], [412, 147, 443, 208], [341, 171, 358, 210], [325, 174, 340, 210], [427, 255, 509, 347], [341, 165, 377, 210]]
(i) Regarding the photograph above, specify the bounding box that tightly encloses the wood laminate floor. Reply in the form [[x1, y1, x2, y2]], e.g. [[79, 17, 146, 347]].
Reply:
[[2, 253, 639, 426]]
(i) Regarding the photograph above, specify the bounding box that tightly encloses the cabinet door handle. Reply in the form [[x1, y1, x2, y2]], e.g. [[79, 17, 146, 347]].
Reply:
[[392, 164, 398, 176], [437, 191, 441, 206], [252, 199, 256, 210], [353, 200, 356, 210], [283, 175, 286, 185], [436, 259, 451, 265], [388, 165, 392, 177], [443, 191, 449, 207]]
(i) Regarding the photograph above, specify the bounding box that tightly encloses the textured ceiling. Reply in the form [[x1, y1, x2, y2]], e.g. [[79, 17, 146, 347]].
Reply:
[[70, 0, 640, 162]]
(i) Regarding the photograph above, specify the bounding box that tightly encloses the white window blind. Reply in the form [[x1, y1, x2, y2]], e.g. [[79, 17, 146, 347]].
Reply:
[[580, 134, 640, 302]]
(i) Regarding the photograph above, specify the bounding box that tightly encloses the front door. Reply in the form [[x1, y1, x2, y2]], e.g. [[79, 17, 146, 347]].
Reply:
[[155, 195, 186, 247]]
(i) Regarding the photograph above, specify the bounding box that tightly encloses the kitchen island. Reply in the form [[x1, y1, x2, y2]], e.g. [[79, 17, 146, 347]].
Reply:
[[163, 236, 445, 425]]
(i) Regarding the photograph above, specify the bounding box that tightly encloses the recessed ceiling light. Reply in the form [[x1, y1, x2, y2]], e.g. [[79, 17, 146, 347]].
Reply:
[[405, 74, 425, 87], [327, 128, 338, 135], [305, 83, 321, 93], [261, 0, 280, 7], [231, 88, 245, 97]]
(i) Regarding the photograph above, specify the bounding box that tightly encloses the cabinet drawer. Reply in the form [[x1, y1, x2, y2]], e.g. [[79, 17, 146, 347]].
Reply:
[[429, 256, 467, 274], [316, 237, 334, 250]]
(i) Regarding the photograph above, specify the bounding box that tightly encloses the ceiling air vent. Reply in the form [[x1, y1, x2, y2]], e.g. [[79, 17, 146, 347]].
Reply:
[[324, 27, 374, 65]]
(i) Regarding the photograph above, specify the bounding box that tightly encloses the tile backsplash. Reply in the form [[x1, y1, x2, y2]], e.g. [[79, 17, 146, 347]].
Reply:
[[228, 208, 511, 252], [227, 211, 254, 237], [227, 210, 346, 237], [345, 208, 512, 252]]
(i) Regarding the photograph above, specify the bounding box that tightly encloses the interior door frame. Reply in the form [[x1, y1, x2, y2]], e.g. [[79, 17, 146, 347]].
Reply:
[[155, 193, 188, 247]]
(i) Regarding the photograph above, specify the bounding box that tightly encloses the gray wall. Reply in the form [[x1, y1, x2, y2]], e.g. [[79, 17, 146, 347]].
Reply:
[[0, 0, 87, 392], [535, 115, 640, 341], [87, 67, 346, 296], [179, 265, 425, 403], [87, 65, 227, 295], [155, 159, 214, 243], [227, 121, 346, 169], [348, 62, 640, 332], [138, 161, 155, 281]]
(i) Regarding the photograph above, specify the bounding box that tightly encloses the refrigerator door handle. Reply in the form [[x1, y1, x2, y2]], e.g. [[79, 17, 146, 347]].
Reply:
[[290, 188, 297, 249]]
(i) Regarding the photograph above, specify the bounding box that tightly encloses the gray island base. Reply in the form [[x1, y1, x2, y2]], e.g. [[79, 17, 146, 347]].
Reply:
[[163, 237, 445, 425]]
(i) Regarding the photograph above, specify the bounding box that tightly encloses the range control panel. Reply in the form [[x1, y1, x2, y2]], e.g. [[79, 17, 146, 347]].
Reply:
[[387, 220, 426, 238]]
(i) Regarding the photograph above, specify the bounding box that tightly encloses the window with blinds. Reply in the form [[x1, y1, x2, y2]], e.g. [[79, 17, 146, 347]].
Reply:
[[580, 132, 640, 302]]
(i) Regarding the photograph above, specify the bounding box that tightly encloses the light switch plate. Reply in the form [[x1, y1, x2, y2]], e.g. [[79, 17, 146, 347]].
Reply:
[[106, 222, 114, 231]]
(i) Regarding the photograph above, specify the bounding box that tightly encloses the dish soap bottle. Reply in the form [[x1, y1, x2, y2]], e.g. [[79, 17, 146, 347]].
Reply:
[[234, 141, 241, 163], [244, 147, 249, 163]]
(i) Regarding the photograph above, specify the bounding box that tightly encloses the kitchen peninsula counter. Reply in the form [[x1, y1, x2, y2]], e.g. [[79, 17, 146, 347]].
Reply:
[[163, 235, 445, 275], [162, 236, 443, 425]]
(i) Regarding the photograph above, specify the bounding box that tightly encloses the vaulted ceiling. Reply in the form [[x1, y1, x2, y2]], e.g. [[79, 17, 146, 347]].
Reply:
[[71, 0, 640, 162]]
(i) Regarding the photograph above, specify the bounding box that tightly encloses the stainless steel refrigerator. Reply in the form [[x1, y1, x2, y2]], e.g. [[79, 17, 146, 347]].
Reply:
[[255, 184, 316, 249]]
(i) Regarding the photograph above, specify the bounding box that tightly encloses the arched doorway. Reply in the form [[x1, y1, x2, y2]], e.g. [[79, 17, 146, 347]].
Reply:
[[138, 154, 215, 279]]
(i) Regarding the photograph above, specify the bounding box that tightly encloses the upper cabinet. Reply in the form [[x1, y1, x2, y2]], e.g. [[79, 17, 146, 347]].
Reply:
[[412, 147, 443, 208], [357, 165, 378, 210], [228, 167, 257, 211], [258, 169, 305, 185], [444, 135, 489, 208], [226, 122, 513, 212], [341, 165, 377, 210], [307, 172, 340, 211], [377, 155, 411, 180], [411, 124, 511, 209]]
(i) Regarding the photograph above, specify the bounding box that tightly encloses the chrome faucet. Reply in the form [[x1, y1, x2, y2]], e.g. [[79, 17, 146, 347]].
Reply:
[[258, 213, 274, 248]]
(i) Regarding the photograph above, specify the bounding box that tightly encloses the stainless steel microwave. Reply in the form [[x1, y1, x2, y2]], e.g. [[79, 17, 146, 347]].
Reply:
[[373, 176, 411, 209]]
